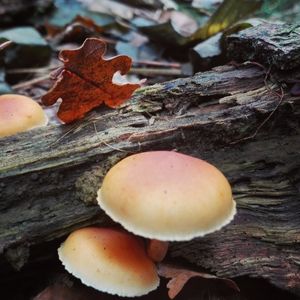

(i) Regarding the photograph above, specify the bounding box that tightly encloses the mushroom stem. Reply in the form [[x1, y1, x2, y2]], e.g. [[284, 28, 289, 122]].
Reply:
[[146, 239, 169, 263]]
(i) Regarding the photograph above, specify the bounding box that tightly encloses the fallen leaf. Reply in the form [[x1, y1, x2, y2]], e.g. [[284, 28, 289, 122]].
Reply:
[[0, 27, 51, 69], [192, 0, 222, 12], [190, 0, 262, 42], [46, 0, 115, 31], [190, 32, 223, 72], [42, 38, 142, 123], [158, 263, 240, 299], [79, 0, 136, 20]]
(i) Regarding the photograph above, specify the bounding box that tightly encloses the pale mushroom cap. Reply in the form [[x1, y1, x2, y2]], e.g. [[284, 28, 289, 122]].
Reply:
[[58, 227, 159, 297], [0, 94, 48, 137], [98, 151, 236, 241]]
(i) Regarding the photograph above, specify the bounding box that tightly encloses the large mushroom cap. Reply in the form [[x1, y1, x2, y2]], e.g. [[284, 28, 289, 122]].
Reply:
[[58, 227, 159, 297], [0, 94, 48, 137], [98, 151, 236, 241]]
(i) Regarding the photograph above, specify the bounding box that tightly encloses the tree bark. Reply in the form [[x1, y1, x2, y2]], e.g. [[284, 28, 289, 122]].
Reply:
[[226, 23, 300, 70], [0, 64, 299, 295]]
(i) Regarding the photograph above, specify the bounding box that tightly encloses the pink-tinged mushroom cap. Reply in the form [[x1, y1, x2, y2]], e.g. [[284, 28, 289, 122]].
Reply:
[[98, 151, 236, 241], [58, 227, 159, 297], [0, 94, 48, 137]]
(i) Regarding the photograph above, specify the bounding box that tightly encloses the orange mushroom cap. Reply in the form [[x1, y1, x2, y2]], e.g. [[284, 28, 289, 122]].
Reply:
[[0, 94, 48, 137], [98, 151, 236, 241], [58, 227, 159, 297]]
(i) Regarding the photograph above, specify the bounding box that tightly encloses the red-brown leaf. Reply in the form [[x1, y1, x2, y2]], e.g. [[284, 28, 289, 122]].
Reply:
[[42, 38, 141, 123], [158, 263, 240, 299]]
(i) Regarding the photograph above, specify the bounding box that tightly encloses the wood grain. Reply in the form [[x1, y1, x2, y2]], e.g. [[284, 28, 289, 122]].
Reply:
[[0, 64, 299, 295]]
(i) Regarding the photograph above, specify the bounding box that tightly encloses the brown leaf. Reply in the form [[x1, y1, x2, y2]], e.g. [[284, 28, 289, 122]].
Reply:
[[42, 38, 141, 123], [158, 263, 240, 299], [45, 15, 106, 42]]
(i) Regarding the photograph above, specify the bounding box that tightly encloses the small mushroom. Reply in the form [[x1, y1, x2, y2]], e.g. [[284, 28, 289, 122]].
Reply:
[[0, 94, 48, 138], [58, 227, 159, 297], [97, 151, 236, 242]]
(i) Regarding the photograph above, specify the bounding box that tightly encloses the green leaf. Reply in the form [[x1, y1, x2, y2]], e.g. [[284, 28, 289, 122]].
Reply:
[[47, 0, 115, 29], [190, 0, 262, 42], [134, 0, 262, 47]]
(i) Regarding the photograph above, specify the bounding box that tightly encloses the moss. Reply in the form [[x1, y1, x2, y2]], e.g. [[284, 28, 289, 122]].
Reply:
[[134, 84, 163, 96]]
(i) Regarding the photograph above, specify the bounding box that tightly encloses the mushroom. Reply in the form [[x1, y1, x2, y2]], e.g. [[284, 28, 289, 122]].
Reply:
[[0, 94, 48, 138], [97, 151, 236, 242], [58, 227, 159, 297], [146, 239, 169, 263]]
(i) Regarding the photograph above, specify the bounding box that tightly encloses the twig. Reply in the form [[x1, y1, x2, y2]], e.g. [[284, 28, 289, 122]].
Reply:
[[230, 61, 286, 144], [12, 75, 50, 89], [48, 123, 79, 147], [231, 86, 285, 144], [133, 60, 181, 68], [129, 67, 182, 77], [6, 66, 59, 74], [0, 40, 13, 51], [8, 64, 181, 80], [101, 139, 128, 153]]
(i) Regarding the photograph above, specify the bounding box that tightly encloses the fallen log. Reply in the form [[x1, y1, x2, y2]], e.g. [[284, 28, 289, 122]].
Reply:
[[0, 19, 300, 295], [0, 62, 299, 296]]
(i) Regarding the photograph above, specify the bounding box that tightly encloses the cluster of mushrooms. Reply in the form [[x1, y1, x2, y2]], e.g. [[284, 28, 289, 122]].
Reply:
[[58, 151, 237, 297], [0, 94, 236, 297]]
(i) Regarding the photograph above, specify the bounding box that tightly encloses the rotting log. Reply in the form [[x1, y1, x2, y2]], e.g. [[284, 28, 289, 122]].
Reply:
[[226, 23, 300, 70], [0, 64, 300, 295]]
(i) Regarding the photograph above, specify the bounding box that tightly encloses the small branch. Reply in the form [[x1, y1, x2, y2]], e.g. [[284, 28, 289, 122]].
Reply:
[[133, 60, 181, 68], [6, 66, 58, 74], [231, 86, 285, 144], [129, 67, 182, 77], [0, 40, 13, 51], [12, 75, 50, 89]]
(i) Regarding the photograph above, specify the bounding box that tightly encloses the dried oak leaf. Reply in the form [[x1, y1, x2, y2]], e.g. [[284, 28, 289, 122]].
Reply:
[[42, 38, 141, 123], [158, 263, 240, 299]]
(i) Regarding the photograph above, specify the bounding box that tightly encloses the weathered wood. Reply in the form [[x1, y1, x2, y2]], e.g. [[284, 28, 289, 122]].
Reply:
[[226, 23, 300, 70], [0, 65, 300, 295]]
